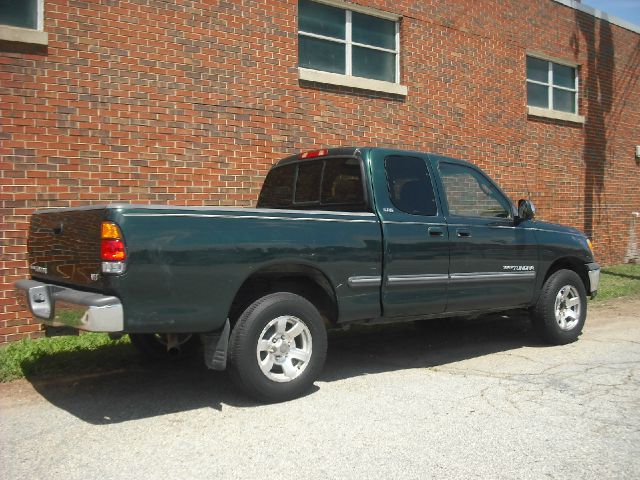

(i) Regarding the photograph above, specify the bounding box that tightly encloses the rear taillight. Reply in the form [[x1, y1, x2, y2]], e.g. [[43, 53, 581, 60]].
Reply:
[[101, 221, 126, 273], [101, 239, 126, 261]]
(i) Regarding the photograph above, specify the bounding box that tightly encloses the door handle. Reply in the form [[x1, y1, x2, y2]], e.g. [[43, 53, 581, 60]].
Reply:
[[456, 228, 471, 238], [428, 227, 444, 237]]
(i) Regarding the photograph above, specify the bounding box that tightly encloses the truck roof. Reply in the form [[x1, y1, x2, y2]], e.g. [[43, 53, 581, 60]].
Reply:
[[276, 147, 362, 166], [275, 147, 473, 169]]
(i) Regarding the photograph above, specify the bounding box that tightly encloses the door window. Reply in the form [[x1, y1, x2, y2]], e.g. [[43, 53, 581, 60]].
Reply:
[[439, 163, 511, 218], [384, 156, 437, 216]]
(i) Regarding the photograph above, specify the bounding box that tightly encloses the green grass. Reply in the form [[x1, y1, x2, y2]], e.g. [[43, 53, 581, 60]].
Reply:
[[594, 263, 640, 301], [1, 263, 640, 383], [0, 333, 135, 382]]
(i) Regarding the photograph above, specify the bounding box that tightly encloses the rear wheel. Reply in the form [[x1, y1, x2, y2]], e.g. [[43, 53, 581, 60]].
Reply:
[[532, 269, 587, 345], [228, 292, 327, 402], [129, 333, 200, 360]]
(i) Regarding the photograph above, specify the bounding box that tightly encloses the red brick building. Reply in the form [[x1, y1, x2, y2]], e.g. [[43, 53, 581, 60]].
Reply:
[[1, 0, 639, 344]]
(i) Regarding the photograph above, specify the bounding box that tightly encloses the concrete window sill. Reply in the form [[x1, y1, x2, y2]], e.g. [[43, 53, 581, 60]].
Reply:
[[299, 68, 408, 96], [0, 25, 48, 46], [527, 106, 585, 124]]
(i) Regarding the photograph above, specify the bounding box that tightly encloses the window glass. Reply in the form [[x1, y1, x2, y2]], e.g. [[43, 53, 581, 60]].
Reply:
[[553, 63, 575, 88], [257, 164, 296, 208], [321, 158, 365, 208], [526, 57, 548, 83], [258, 158, 367, 211], [298, 0, 398, 84], [0, 0, 38, 29], [439, 163, 510, 218], [526, 56, 577, 114], [299, 36, 346, 74], [553, 89, 575, 113], [352, 46, 395, 82], [527, 82, 548, 108], [299, 0, 345, 39], [295, 161, 323, 204], [352, 12, 395, 49], [385, 156, 437, 216]]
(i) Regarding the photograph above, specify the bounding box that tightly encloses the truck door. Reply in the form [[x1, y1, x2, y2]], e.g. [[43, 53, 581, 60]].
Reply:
[[371, 151, 449, 317], [435, 159, 538, 311]]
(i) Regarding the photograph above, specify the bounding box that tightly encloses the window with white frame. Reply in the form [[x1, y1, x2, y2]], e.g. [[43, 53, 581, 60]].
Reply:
[[298, 0, 399, 84], [526, 56, 578, 114], [0, 0, 42, 30]]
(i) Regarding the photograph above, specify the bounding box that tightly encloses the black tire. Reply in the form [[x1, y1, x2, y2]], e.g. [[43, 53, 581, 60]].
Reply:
[[228, 292, 328, 403], [129, 333, 200, 360], [532, 269, 587, 345]]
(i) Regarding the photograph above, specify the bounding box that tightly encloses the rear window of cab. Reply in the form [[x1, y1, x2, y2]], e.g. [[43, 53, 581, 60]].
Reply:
[[257, 157, 369, 212]]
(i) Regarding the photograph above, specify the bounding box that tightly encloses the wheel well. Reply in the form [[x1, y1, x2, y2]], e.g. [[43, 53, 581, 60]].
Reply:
[[543, 257, 589, 292], [227, 264, 338, 327]]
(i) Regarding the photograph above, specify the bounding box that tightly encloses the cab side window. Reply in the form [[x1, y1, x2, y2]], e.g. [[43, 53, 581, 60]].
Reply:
[[384, 156, 437, 216], [439, 163, 511, 218]]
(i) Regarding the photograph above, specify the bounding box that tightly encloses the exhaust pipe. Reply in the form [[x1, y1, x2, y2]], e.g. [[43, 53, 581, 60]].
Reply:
[[166, 334, 181, 356]]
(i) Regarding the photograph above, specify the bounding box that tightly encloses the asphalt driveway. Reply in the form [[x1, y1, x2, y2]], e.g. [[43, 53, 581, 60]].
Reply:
[[1, 298, 639, 479]]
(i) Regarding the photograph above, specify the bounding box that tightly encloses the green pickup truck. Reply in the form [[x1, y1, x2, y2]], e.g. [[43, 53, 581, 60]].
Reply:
[[16, 148, 599, 401]]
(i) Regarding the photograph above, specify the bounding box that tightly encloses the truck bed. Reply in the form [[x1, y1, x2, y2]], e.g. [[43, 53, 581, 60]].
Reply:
[[27, 204, 383, 333]]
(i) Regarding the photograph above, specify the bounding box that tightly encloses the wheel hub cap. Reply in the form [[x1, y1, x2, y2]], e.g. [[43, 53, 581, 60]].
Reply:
[[554, 285, 581, 331], [256, 315, 312, 383]]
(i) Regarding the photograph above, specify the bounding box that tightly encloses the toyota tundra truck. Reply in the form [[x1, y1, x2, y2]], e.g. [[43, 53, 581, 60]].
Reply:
[[16, 148, 600, 402]]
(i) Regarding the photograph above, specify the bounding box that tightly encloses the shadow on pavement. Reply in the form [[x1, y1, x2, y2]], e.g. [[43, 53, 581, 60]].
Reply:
[[25, 310, 542, 424], [322, 309, 540, 383]]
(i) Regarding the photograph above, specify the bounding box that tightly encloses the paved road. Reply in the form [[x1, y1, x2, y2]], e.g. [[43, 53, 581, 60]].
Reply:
[[1, 298, 639, 479]]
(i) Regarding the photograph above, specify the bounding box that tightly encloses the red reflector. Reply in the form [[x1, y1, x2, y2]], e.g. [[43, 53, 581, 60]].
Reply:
[[300, 149, 328, 159], [101, 239, 126, 261]]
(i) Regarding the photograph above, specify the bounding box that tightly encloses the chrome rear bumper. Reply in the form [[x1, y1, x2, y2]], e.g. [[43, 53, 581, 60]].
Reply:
[[15, 279, 123, 332]]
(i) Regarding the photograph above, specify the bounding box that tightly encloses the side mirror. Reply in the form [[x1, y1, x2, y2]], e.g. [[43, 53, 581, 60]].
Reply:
[[517, 199, 536, 222]]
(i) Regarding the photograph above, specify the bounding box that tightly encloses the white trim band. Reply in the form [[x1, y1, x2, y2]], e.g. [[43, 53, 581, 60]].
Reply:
[[526, 51, 579, 68], [527, 106, 585, 124], [299, 67, 408, 96], [0, 25, 48, 45], [309, 0, 400, 21]]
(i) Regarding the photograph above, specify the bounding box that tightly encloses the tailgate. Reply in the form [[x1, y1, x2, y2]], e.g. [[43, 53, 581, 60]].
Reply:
[[28, 207, 108, 290]]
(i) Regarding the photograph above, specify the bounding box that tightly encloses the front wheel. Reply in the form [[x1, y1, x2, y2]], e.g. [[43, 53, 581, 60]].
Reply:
[[532, 269, 587, 345], [228, 292, 328, 402]]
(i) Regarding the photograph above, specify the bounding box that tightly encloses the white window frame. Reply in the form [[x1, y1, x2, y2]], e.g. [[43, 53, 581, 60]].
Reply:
[[0, 0, 47, 45], [298, 0, 406, 96], [526, 54, 584, 123]]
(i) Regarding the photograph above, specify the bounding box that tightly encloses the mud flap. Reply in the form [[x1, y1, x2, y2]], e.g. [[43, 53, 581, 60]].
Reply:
[[202, 319, 230, 371]]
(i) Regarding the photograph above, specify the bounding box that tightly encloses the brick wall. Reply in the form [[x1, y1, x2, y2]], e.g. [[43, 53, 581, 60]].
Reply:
[[1, 0, 639, 343]]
